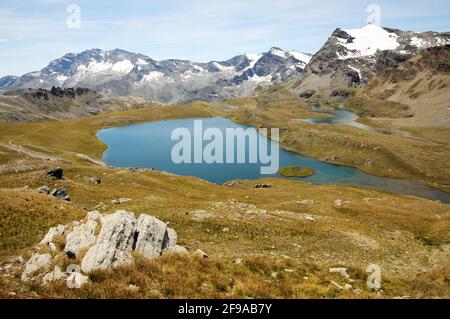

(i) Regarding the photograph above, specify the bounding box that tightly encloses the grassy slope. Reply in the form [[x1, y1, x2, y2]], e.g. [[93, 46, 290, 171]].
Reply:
[[348, 45, 450, 127], [0, 155, 449, 298]]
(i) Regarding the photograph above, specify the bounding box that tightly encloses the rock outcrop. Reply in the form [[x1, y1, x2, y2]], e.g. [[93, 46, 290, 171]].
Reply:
[[20, 210, 187, 284]]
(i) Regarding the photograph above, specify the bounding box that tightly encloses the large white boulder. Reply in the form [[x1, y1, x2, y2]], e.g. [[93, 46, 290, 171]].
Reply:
[[64, 220, 98, 257], [134, 214, 168, 258], [81, 211, 136, 273]]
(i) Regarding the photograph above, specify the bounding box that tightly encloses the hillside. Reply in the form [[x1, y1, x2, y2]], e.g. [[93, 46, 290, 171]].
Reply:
[[0, 87, 155, 122], [349, 45, 450, 127]]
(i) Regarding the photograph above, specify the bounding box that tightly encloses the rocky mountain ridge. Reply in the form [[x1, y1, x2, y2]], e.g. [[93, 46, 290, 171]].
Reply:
[[292, 24, 450, 96], [0, 48, 312, 104]]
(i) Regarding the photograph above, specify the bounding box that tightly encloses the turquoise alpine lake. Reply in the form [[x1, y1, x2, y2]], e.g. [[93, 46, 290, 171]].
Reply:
[[97, 117, 450, 203]]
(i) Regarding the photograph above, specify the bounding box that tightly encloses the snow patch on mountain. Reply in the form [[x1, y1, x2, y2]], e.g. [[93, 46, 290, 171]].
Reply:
[[56, 75, 68, 83], [245, 53, 263, 69], [111, 59, 134, 73], [270, 48, 286, 58], [338, 24, 400, 59], [141, 71, 165, 82], [289, 50, 312, 64]]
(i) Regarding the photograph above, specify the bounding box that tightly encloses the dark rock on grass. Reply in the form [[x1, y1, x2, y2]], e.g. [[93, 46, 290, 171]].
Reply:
[[50, 187, 70, 201], [46, 167, 63, 180], [299, 89, 316, 99], [253, 183, 272, 189]]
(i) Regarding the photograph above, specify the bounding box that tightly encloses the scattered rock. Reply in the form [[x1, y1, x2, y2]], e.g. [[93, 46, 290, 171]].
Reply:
[[37, 186, 50, 194], [67, 272, 89, 288], [245, 208, 268, 216], [329, 267, 351, 280], [89, 176, 101, 184], [128, 284, 140, 292], [233, 258, 242, 264], [191, 210, 218, 221], [284, 268, 294, 273], [42, 266, 66, 284], [223, 181, 241, 188], [21, 253, 52, 281], [193, 249, 208, 258], [253, 183, 272, 189], [298, 199, 316, 206], [166, 245, 188, 254], [334, 199, 350, 208], [330, 280, 344, 290], [46, 167, 63, 180], [111, 198, 131, 205], [50, 188, 70, 201]]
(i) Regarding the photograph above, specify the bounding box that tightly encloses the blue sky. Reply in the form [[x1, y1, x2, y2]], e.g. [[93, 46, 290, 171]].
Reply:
[[0, 0, 449, 76]]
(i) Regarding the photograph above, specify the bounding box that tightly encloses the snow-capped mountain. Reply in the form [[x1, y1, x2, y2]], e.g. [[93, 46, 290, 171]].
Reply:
[[0, 47, 312, 103], [292, 24, 450, 96]]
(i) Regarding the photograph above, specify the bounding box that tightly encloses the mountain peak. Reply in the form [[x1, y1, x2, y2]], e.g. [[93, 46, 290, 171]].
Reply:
[[293, 26, 450, 96]]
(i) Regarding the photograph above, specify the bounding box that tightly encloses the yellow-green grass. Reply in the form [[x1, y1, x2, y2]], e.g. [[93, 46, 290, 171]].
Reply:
[[1, 161, 449, 268], [5, 254, 449, 299], [0, 88, 449, 298], [279, 166, 315, 178], [345, 96, 413, 119], [0, 188, 85, 254]]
